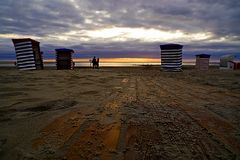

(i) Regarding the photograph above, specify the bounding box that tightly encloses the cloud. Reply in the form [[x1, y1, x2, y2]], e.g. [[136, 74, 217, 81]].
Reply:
[[0, 0, 239, 59]]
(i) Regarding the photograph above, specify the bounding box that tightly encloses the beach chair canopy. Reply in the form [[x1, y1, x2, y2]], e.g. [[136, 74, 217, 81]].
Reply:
[[55, 48, 75, 70], [160, 44, 183, 50], [55, 48, 74, 53], [160, 44, 183, 72], [196, 54, 211, 58], [12, 38, 43, 70]]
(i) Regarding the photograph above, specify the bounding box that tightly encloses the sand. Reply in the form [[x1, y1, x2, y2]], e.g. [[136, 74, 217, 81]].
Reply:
[[0, 66, 239, 160]]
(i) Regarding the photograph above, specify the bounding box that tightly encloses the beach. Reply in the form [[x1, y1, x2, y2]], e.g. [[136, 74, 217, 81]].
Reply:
[[0, 66, 239, 159]]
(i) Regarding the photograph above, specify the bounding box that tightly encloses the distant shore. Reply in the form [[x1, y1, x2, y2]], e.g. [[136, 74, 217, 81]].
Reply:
[[0, 61, 219, 67]]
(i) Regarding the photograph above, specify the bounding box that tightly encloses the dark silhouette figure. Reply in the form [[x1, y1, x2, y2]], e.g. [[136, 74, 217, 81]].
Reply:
[[72, 62, 75, 68], [96, 58, 100, 69], [92, 56, 97, 69], [14, 61, 17, 68]]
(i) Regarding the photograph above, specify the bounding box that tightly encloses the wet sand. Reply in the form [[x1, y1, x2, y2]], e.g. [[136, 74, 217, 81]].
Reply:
[[0, 66, 239, 159]]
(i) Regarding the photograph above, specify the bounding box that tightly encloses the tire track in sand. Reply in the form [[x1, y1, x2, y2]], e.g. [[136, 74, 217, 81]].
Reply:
[[143, 76, 240, 155], [54, 76, 137, 160], [122, 76, 235, 159]]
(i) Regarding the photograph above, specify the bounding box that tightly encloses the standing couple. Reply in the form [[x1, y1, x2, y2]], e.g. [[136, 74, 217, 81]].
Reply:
[[92, 56, 99, 69]]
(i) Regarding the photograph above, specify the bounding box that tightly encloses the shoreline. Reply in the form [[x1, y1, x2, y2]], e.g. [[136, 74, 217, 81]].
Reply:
[[0, 62, 220, 68], [0, 65, 220, 70]]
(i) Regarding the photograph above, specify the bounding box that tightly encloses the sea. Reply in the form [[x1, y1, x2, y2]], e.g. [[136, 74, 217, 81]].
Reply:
[[0, 61, 219, 67]]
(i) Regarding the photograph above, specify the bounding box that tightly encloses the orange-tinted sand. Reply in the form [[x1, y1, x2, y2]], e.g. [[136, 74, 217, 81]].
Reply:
[[0, 66, 239, 159]]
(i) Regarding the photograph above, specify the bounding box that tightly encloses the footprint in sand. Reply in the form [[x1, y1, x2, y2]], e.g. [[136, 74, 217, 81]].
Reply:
[[23, 100, 78, 112], [122, 78, 129, 83]]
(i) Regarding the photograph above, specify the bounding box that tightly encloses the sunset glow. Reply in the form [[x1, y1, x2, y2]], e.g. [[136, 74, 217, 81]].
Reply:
[[72, 58, 161, 63]]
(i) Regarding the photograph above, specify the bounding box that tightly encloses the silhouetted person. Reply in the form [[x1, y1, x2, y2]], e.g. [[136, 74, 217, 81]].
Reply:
[[92, 56, 97, 69], [96, 58, 100, 69], [72, 62, 75, 69]]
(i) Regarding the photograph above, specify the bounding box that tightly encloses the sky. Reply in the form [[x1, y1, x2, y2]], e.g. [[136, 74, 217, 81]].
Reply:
[[0, 0, 240, 61]]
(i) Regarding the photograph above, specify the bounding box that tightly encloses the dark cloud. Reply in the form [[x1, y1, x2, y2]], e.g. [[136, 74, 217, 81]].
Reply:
[[0, 0, 84, 36], [0, 0, 239, 59]]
